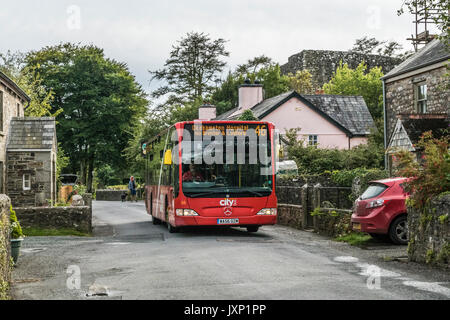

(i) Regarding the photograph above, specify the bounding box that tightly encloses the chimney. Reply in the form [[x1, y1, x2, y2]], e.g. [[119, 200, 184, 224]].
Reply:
[[198, 104, 216, 120], [238, 79, 264, 110]]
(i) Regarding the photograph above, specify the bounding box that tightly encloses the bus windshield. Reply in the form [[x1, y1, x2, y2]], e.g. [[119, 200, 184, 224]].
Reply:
[[180, 123, 273, 198]]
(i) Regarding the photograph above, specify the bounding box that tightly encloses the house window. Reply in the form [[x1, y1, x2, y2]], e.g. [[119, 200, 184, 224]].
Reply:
[[308, 135, 318, 146], [415, 83, 427, 113], [23, 174, 31, 191], [17, 103, 21, 117]]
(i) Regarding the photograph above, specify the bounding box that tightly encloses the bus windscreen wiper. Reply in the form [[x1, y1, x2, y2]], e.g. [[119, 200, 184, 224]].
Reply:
[[188, 190, 223, 198]]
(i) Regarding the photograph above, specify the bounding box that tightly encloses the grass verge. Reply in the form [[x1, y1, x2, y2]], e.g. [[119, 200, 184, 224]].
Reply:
[[334, 232, 372, 246], [23, 227, 91, 237]]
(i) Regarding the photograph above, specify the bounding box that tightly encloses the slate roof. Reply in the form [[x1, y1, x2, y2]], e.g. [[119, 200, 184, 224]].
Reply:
[[382, 37, 450, 80], [215, 91, 375, 137], [7, 117, 56, 150]]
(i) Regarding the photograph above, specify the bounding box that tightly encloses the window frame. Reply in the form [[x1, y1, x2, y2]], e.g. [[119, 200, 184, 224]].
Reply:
[[414, 82, 427, 114], [308, 135, 318, 146], [23, 174, 31, 191]]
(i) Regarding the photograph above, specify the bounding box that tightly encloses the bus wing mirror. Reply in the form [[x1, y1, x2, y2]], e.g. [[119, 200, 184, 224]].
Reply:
[[164, 149, 172, 165]]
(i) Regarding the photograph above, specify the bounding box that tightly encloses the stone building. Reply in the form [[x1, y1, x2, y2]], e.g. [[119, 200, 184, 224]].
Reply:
[[6, 117, 57, 207], [382, 37, 449, 170], [0, 71, 30, 194], [280, 50, 402, 90]]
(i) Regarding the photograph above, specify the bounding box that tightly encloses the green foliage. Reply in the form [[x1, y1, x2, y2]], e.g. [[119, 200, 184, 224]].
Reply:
[[9, 206, 23, 239], [150, 31, 229, 106], [329, 168, 388, 188], [286, 70, 314, 94], [335, 232, 372, 246], [323, 61, 384, 120], [25, 43, 148, 192], [211, 61, 290, 106], [285, 128, 385, 177], [0, 50, 62, 118], [56, 143, 70, 186], [350, 36, 411, 58], [393, 131, 450, 210], [310, 207, 324, 217], [238, 109, 258, 121], [438, 214, 448, 225]]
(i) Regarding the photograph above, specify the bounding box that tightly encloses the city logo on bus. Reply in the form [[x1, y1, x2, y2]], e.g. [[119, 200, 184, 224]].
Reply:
[[219, 199, 236, 207]]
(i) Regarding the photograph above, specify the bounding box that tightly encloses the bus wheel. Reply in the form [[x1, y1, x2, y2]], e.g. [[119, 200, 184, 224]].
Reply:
[[152, 216, 161, 225], [167, 222, 178, 233], [247, 226, 259, 233]]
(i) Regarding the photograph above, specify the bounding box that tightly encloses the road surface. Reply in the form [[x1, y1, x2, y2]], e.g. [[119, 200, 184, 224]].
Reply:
[[11, 200, 450, 300]]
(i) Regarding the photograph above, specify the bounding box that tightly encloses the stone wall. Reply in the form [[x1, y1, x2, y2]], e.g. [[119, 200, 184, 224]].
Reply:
[[407, 194, 449, 269], [277, 204, 304, 229], [276, 179, 353, 233], [14, 205, 92, 234], [6, 151, 52, 207], [280, 50, 402, 89], [385, 66, 449, 141], [0, 194, 12, 300], [0, 77, 27, 194], [312, 208, 353, 238], [96, 189, 127, 201]]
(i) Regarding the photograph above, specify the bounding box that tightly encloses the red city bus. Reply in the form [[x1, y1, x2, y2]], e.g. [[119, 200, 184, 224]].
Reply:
[[143, 120, 278, 233]]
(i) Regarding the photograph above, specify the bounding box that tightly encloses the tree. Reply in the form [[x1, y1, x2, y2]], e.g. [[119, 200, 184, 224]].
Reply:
[[393, 130, 450, 209], [25, 43, 148, 192], [238, 109, 258, 121], [287, 70, 314, 94], [322, 61, 384, 121], [350, 36, 412, 59], [210, 61, 290, 114], [235, 55, 273, 80], [398, 0, 449, 47], [0, 50, 61, 118], [150, 32, 229, 107]]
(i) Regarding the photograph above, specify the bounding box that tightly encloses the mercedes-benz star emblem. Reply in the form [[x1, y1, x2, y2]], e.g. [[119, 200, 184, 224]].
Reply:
[[224, 206, 233, 216]]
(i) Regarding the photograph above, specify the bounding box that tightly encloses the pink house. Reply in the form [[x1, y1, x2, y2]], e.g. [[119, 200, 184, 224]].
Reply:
[[213, 82, 375, 150]]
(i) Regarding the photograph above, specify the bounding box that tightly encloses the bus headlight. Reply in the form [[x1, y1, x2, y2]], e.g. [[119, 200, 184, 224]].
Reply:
[[257, 208, 277, 215], [176, 209, 199, 216]]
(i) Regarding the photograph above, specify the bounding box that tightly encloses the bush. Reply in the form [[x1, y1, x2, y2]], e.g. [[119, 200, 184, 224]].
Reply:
[[393, 130, 450, 210], [9, 206, 23, 239], [285, 128, 384, 175]]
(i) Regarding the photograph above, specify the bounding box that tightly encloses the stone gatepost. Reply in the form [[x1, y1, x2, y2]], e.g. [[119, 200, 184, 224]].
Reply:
[[301, 184, 310, 228], [81, 193, 92, 232]]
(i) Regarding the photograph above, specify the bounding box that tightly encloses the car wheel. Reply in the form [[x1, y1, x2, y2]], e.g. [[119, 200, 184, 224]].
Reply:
[[247, 226, 259, 233], [388, 216, 409, 245]]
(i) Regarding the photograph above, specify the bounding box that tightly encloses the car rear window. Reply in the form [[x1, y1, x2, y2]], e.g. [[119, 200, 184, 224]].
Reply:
[[360, 183, 388, 200]]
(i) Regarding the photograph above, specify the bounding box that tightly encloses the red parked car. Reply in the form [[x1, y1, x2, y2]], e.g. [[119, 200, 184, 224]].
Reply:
[[351, 177, 410, 245]]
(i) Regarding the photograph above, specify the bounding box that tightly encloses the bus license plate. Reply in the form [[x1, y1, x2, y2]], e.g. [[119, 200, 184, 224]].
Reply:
[[217, 218, 239, 225]]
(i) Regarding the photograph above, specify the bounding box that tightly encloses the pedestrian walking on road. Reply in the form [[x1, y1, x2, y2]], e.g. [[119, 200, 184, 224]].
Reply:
[[129, 176, 137, 202]]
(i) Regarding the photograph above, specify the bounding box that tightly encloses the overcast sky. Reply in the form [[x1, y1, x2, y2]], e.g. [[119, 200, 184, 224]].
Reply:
[[0, 0, 440, 95]]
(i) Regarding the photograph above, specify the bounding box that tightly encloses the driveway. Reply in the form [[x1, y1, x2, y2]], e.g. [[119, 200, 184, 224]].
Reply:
[[11, 200, 450, 300]]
